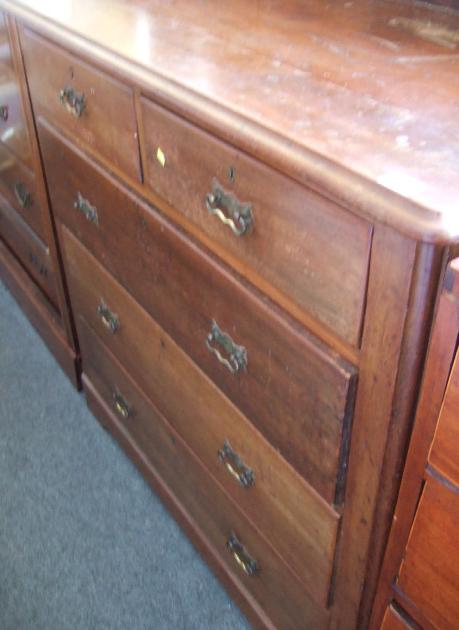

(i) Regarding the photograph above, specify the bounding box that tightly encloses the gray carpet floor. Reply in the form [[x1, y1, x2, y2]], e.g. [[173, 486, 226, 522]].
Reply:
[[0, 281, 251, 630]]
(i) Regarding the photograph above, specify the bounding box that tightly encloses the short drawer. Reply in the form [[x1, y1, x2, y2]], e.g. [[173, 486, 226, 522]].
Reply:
[[140, 96, 372, 346], [397, 474, 459, 630], [0, 142, 47, 243], [0, 193, 57, 305], [19, 28, 140, 181], [41, 122, 357, 504], [429, 351, 459, 487], [83, 336, 329, 630], [64, 227, 340, 605], [0, 59, 32, 167]]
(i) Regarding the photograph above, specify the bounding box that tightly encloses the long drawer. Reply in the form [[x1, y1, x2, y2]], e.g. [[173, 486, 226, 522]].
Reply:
[[83, 344, 329, 630], [140, 96, 372, 347], [0, 141, 47, 243], [0, 192, 56, 305], [63, 225, 340, 605], [41, 120, 357, 504], [19, 27, 141, 182]]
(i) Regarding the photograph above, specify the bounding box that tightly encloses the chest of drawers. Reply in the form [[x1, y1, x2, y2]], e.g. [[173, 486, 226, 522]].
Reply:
[[0, 10, 77, 385], [1, 1, 458, 628]]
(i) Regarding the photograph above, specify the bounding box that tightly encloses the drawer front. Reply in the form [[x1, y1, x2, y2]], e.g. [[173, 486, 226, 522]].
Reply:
[[0, 56, 32, 168], [381, 606, 415, 630], [398, 474, 459, 630], [140, 96, 372, 346], [41, 122, 357, 504], [83, 334, 329, 630], [64, 227, 340, 605], [0, 13, 13, 70], [19, 28, 140, 181], [429, 351, 459, 487], [0, 142, 47, 243], [0, 194, 57, 305]]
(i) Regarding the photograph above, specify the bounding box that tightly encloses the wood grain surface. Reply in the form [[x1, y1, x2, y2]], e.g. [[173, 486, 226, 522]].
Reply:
[[1, 0, 458, 241]]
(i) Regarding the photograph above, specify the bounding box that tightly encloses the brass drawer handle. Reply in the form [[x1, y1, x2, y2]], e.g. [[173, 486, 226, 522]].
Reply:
[[205, 179, 253, 237], [59, 86, 86, 118], [206, 321, 247, 374], [14, 182, 31, 208], [74, 192, 98, 224], [113, 391, 131, 419], [227, 534, 259, 577], [97, 300, 119, 334], [218, 441, 254, 488], [0, 105, 8, 121]]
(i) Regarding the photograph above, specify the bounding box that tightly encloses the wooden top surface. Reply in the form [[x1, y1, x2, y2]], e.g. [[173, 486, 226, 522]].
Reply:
[[3, 0, 459, 242]]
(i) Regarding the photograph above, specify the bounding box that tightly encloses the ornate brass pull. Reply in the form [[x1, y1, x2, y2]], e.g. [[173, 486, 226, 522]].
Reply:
[[59, 86, 86, 118], [227, 534, 259, 577], [0, 105, 8, 121], [14, 182, 31, 208], [74, 192, 98, 224], [206, 321, 247, 374], [218, 441, 254, 488], [205, 179, 253, 237], [97, 300, 119, 334], [113, 391, 130, 419]]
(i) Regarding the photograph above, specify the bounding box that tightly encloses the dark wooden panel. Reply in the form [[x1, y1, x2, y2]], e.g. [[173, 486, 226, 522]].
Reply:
[[82, 346, 329, 630], [19, 27, 141, 181], [140, 96, 372, 346], [63, 226, 340, 605], [398, 474, 459, 630], [0, 191, 57, 305], [0, 141, 47, 242]]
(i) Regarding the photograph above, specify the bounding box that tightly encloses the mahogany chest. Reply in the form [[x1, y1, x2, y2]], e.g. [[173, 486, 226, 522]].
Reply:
[[0, 1, 458, 628]]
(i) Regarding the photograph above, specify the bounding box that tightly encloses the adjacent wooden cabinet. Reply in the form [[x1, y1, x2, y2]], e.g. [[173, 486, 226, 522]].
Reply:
[[0, 1, 458, 628], [372, 259, 459, 630]]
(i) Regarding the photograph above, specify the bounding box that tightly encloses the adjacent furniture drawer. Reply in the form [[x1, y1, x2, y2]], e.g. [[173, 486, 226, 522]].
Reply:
[[429, 352, 459, 488], [140, 96, 372, 346], [64, 226, 340, 605], [397, 474, 459, 630], [41, 122, 357, 503], [0, 142, 47, 243], [0, 13, 13, 70], [82, 329, 329, 630], [0, 57, 31, 167], [381, 606, 415, 630], [0, 193, 56, 305], [19, 27, 141, 181]]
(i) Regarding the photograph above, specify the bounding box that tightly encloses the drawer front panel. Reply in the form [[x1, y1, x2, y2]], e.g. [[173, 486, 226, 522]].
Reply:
[[0, 54, 32, 167], [41, 122, 357, 503], [398, 475, 459, 630], [429, 351, 459, 487], [19, 28, 140, 181], [0, 142, 47, 243], [64, 226, 340, 605], [0, 194, 56, 305], [381, 606, 415, 630], [84, 353, 329, 630], [140, 96, 372, 346]]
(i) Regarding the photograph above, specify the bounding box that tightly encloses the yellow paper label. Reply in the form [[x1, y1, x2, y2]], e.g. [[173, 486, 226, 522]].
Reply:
[[156, 147, 166, 167]]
